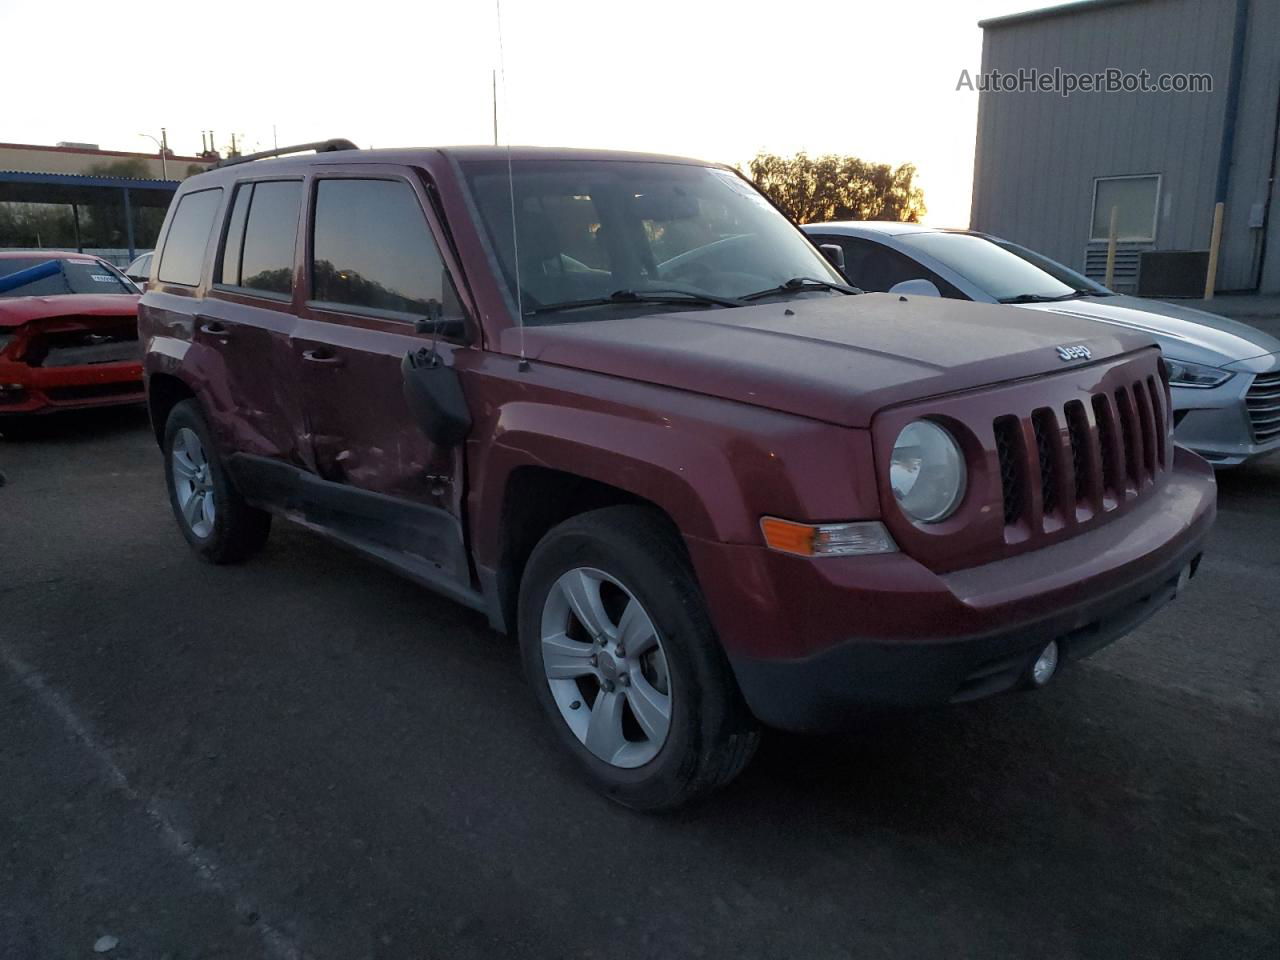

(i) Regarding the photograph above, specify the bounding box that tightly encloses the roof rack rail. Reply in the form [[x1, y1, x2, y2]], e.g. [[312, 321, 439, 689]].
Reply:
[[215, 138, 359, 169]]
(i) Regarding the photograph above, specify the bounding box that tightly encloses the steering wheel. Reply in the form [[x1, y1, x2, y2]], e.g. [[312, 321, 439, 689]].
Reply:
[[656, 234, 756, 283]]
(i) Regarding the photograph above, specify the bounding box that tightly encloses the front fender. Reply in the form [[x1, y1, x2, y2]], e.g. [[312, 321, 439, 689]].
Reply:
[[466, 382, 880, 573], [473, 400, 729, 560]]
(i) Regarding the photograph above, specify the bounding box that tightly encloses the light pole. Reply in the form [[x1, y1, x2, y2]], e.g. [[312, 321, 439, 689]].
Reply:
[[138, 129, 169, 179]]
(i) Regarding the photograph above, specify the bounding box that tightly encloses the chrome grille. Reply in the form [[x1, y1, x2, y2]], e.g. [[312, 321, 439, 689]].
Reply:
[[997, 377, 1169, 531], [1247, 370, 1280, 443]]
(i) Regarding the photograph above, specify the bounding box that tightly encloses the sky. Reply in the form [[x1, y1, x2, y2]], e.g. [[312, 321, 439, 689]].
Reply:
[[1, 0, 1035, 226]]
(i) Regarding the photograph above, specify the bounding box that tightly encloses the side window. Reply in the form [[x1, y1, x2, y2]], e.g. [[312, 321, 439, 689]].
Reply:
[[157, 188, 222, 286], [233, 180, 302, 295], [826, 237, 963, 298], [218, 184, 252, 286], [311, 178, 461, 319]]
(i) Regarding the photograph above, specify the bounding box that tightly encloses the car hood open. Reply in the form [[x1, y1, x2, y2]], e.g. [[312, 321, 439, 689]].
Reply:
[[1016, 294, 1280, 365], [511, 292, 1154, 428]]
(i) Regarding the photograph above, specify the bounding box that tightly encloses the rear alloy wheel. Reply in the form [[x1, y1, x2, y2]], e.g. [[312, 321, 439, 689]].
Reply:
[[162, 399, 270, 563], [170, 427, 216, 539], [519, 506, 759, 810]]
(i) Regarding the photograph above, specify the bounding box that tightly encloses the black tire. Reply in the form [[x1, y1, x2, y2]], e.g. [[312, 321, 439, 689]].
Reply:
[[518, 505, 760, 810], [162, 399, 270, 563]]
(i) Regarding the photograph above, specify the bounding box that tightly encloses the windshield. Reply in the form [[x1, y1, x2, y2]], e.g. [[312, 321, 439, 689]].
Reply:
[[460, 159, 844, 324], [897, 232, 1077, 303], [0, 257, 135, 298], [992, 238, 1112, 295]]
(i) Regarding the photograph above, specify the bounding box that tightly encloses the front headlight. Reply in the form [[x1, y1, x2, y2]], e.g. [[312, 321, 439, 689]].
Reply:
[[0, 333, 12, 356], [1165, 357, 1232, 389], [890, 420, 966, 523]]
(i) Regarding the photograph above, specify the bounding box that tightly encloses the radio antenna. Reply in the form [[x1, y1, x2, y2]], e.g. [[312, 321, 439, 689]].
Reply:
[[495, 0, 528, 372]]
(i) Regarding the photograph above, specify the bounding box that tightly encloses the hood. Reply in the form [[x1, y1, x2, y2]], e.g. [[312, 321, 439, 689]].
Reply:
[[1017, 294, 1280, 365], [512, 293, 1155, 428], [0, 293, 140, 329]]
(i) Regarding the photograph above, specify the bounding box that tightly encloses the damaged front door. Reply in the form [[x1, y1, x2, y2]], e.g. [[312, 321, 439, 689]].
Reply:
[[292, 169, 474, 586]]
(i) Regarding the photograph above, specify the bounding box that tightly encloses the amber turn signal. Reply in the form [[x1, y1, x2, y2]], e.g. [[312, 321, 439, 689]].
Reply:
[[759, 517, 898, 557]]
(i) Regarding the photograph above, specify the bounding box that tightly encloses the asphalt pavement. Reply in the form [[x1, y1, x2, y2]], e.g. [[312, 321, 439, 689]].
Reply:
[[1, 407, 1277, 960]]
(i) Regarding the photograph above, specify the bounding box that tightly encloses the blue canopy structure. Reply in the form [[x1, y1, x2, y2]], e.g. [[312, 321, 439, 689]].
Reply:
[[0, 170, 179, 261]]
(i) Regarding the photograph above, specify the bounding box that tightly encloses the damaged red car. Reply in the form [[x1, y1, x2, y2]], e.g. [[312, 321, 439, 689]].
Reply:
[[0, 251, 144, 423]]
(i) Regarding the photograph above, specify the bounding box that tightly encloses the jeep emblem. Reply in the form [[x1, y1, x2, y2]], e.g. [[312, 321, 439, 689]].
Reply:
[[1056, 344, 1091, 362]]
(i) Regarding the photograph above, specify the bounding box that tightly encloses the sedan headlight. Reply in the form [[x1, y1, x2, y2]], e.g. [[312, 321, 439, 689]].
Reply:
[[890, 420, 966, 523], [1165, 357, 1232, 389]]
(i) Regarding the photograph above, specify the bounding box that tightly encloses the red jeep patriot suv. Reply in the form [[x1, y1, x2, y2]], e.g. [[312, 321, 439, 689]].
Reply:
[[138, 141, 1215, 809]]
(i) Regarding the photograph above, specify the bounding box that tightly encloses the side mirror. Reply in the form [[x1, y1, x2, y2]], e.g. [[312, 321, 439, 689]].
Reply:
[[401, 349, 471, 447], [818, 243, 845, 272], [413, 299, 470, 343], [888, 278, 942, 298]]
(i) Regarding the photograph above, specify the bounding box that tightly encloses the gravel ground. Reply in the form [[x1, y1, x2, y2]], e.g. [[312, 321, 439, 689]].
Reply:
[[1, 406, 1277, 960]]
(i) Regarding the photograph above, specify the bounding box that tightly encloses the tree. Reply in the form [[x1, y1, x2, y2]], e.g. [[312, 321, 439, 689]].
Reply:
[[81, 159, 166, 250], [0, 202, 77, 248], [86, 158, 152, 180], [746, 152, 926, 224]]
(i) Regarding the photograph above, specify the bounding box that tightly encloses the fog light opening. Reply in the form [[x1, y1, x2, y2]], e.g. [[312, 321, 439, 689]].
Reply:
[[1030, 641, 1060, 688]]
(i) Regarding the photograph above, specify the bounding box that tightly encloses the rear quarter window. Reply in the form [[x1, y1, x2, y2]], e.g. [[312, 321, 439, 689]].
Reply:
[[157, 188, 223, 286]]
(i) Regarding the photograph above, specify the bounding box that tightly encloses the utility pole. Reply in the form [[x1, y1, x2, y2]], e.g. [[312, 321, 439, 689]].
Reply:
[[139, 131, 169, 178]]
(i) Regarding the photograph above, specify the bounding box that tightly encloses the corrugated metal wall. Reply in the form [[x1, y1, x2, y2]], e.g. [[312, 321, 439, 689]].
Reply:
[[1226, 0, 1280, 291], [971, 0, 1280, 293]]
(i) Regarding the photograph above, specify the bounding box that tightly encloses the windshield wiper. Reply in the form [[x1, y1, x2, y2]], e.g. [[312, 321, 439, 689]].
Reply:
[[739, 277, 862, 302], [525, 288, 745, 317], [998, 292, 1081, 304]]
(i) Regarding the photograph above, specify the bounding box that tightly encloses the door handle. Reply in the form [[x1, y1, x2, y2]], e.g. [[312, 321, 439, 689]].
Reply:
[[302, 348, 343, 366]]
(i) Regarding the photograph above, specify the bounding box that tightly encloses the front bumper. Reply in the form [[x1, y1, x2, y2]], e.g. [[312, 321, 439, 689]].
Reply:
[[0, 358, 144, 415], [687, 448, 1216, 731]]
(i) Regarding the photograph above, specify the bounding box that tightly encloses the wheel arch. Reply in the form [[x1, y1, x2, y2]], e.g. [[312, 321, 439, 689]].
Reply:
[[485, 465, 690, 635], [469, 404, 754, 634], [146, 371, 197, 446]]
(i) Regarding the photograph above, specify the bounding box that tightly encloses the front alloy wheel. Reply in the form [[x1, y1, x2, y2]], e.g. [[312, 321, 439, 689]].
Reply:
[[541, 567, 672, 768], [518, 506, 760, 810]]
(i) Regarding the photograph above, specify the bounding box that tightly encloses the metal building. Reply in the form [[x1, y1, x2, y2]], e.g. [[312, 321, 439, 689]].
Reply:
[[970, 0, 1280, 295]]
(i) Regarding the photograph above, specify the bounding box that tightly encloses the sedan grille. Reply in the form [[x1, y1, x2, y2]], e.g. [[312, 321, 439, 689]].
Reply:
[[1247, 370, 1280, 443], [996, 376, 1169, 531], [31, 326, 139, 367]]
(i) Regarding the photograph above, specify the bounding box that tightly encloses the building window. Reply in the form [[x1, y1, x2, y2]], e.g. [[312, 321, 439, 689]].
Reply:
[[1091, 175, 1160, 242]]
